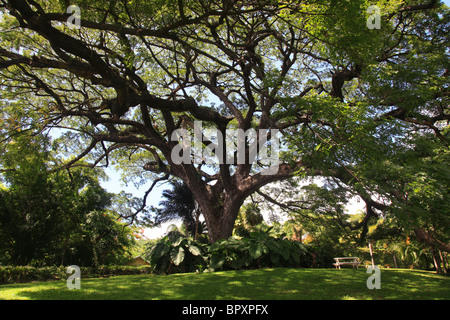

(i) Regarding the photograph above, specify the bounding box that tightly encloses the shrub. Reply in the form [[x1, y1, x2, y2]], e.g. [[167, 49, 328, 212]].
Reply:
[[0, 266, 65, 284], [144, 231, 317, 274], [95, 265, 153, 277], [0, 265, 152, 284], [208, 232, 308, 271], [145, 236, 207, 274], [302, 245, 336, 268]]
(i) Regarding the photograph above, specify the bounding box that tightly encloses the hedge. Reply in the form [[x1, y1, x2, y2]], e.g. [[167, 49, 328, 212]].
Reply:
[[0, 265, 153, 285]]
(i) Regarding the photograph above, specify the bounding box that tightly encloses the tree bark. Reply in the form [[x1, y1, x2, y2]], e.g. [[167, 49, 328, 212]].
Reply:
[[414, 227, 450, 254], [193, 208, 201, 241], [430, 247, 442, 274], [439, 250, 448, 274], [194, 191, 245, 243]]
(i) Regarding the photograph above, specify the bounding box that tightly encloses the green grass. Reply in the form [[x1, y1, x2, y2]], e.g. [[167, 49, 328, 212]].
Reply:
[[0, 268, 448, 300]]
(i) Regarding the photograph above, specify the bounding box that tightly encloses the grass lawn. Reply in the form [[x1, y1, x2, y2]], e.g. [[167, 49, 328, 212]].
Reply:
[[0, 268, 448, 300]]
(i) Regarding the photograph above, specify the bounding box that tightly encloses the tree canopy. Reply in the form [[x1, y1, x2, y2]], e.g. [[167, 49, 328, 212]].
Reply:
[[0, 0, 448, 246]]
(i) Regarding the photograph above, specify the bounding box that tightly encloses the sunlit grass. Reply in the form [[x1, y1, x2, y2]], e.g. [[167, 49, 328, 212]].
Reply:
[[0, 268, 448, 300]]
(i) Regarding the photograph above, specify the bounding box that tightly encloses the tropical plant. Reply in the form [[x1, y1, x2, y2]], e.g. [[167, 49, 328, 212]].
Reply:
[[233, 203, 265, 237], [208, 231, 309, 271], [144, 229, 315, 274], [151, 181, 204, 239], [145, 234, 207, 274]]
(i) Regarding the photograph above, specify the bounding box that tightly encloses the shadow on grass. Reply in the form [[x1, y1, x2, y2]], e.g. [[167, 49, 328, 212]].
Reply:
[[2, 268, 449, 300]]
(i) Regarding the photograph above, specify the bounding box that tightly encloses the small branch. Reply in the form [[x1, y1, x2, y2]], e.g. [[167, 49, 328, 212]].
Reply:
[[121, 173, 170, 226], [58, 138, 98, 170]]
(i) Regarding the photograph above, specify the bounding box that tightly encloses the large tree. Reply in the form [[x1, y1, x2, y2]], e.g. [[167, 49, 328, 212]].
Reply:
[[0, 0, 448, 243]]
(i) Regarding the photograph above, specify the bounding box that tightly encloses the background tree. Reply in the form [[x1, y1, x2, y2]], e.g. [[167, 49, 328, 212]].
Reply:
[[0, 133, 135, 266], [233, 202, 265, 237], [151, 180, 203, 239], [0, 0, 448, 244]]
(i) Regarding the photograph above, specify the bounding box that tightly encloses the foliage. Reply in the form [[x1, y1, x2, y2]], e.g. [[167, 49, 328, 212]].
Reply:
[[263, 181, 448, 271], [277, 1, 450, 253], [208, 231, 308, 271], [150, 181, 204, 239], [379, 134, 449, 245], [145, 233, 206, 274], [0, 0, 442, 240], [144, 230, 318, 274], [288, 129, 450, 255], [233, 203, 265, 237], [0, 133, 136, 267], [0, 0, 448, 248], [0, 265, 152, 285]]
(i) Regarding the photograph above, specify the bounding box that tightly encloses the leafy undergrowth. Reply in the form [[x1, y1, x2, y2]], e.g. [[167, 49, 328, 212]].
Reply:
[[0, 268, 448, 300]]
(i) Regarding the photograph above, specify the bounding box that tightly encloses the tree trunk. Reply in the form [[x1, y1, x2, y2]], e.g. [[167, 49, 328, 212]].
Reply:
[[414, 227, 450, 253], [430, 247, 442, 274], [170, 152, 297, 243], [198, 193, 245, 243], [194, 208, 200, 241], [438, 250, 447, 274], [92, 237, 99, 269], [369, 241, 375, 267]]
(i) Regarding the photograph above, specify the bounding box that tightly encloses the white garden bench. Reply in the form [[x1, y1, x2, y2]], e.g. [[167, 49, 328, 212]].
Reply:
[[333, 257, 360, 269]]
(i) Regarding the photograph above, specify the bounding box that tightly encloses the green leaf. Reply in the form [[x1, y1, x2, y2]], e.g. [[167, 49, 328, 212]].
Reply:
[[269, 254, 280, 265], [171, 247, 185, 266], [231, 253, 249, 270], [249, 242, 263, 259], [291, 250, 300, 264], [314, 143, 322, 151], [188, 244, 202, 256], [279, 243, 290, 261], [266, 239, 281, 254], [158, 259, 169, 274], [150, 242, 169, 261], [172, 236, 184, 247], [210, 253, 226, 270]]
